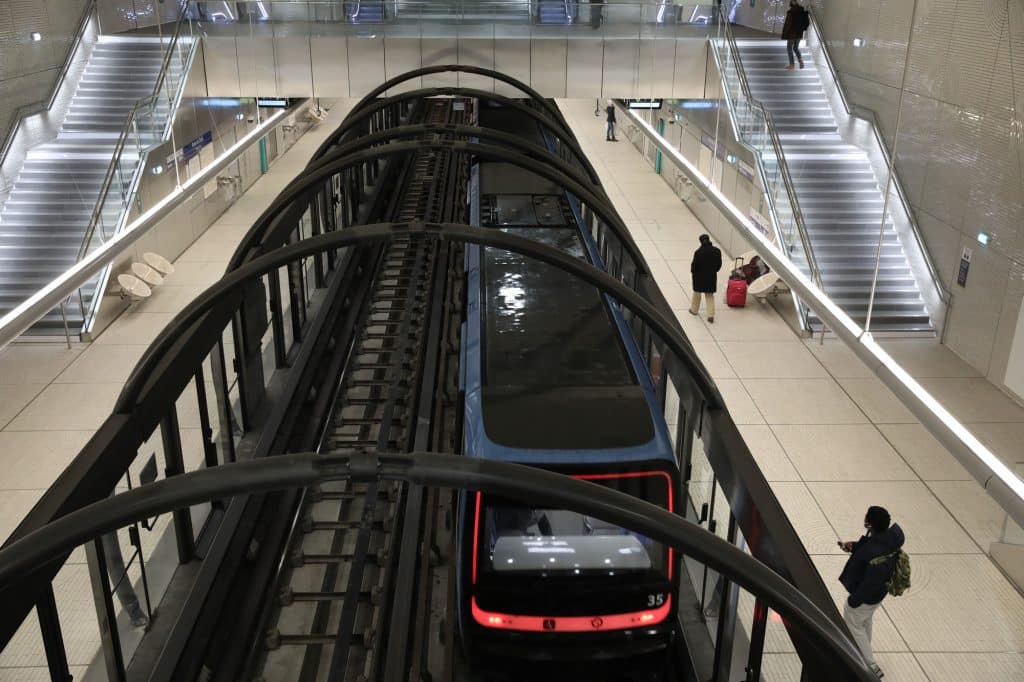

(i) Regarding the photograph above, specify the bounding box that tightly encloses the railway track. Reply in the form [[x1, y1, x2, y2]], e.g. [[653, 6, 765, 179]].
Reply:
[[254, 98, 471, 682]]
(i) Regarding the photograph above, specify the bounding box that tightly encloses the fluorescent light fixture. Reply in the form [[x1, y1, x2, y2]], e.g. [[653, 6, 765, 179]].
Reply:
[[852, 38, 864, 47], [151, 165, 164, 175], [726, 154, 737, 164], [978, 232, 990, 245], [30, 32, 42, 42], [236, 112, 246, 120]]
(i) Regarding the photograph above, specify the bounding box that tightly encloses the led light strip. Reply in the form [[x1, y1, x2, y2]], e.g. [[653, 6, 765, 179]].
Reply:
[[0, 106, 294, 349], [621, 104, 1024, 528]]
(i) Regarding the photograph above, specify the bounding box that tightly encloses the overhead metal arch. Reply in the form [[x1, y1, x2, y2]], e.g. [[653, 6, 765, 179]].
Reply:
[[314, 86, 593, 179], [351, 64, 564, 130], [0, 451, 874, 682], [122, 223, 719, 413], [304, 119, 600, 188], [225, 139, 645, 277]]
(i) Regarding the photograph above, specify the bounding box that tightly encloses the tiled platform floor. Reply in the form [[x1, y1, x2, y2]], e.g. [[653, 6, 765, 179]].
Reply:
[[1, 97, 1023, 680], [557, 98, 1024, 681], [0, 101, 355, 680]]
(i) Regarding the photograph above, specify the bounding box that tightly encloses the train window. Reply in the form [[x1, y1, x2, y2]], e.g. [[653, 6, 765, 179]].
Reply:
[[476, 471, 672, 579]]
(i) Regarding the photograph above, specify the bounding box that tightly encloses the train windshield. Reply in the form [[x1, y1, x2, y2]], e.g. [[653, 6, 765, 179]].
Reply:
[[476, 471, 672, 579]]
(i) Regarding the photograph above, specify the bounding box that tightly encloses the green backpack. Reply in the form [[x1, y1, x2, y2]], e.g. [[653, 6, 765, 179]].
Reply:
[[869, 549, 911, 597]]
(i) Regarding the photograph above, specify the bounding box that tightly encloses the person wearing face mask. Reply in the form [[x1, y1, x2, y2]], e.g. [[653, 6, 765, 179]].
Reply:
[[838, 506, 905, 679], [781, 1, 810, 70]]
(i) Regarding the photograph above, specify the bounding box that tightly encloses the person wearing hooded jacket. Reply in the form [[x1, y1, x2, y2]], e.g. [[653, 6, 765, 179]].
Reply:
[[839, 505, 905, 679], [781, 1, 810, 70]]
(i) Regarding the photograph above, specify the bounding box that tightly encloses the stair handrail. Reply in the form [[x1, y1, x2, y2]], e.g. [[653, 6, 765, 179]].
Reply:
[[716, 21, 824, 300], [74, 0, 194, 270], [805, 8, 951, 307], [0, 0, 98, 173]]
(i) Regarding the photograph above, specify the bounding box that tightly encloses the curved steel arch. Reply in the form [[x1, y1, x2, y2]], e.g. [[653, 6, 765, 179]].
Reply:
[[0, 451, 873, 681], [225, 139, 644, 276], [352, 64, 563, 129], [122, 223, 719, 414], [304, 121, 600, 187], [314, 86, 593, 179]]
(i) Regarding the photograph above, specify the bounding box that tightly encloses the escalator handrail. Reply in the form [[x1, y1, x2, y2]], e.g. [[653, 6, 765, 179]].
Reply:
[[805, 8, 951, 307], [0, 1, 97, 169], [715, 22, 824, 300], [121, 222, 721, 415], [0, 451, 875, 681], [77, 0, 194, 265]]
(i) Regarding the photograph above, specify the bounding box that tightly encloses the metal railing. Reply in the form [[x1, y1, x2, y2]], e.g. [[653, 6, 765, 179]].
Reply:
[[710, 20, 823, 330], [623, 104, 1024, 532], [0, 1, 98, 182], [71, 0, 199, 332], [0, 75, 873, 678], [805, 8, 951, 310]]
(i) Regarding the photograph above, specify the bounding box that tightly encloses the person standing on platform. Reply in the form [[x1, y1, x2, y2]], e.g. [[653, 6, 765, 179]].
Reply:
[[781, 1, 810, 70], [689, 234, 722, 323], [605, 101, 617, 141], [590, 0, 604, 29], [839, 505, 906, 679]]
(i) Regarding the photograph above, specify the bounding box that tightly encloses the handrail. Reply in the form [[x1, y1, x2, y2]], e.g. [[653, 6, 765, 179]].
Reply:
[[0, 106, 296, 349], [0, 1, 97, 172], [0, 452, 876, 681], [716, 22, 824, 303], [73, 1, 194, 303], [623, 106, 1024, 529], [805, 8, 951, 307]]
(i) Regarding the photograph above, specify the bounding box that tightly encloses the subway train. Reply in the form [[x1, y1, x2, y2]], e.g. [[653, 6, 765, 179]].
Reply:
[[455, 101, 681, 662]]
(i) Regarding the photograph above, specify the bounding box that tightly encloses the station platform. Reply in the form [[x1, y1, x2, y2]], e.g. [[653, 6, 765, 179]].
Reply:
[[0, 99, 356, 680], [0, 97, 1022, 681], [555, 98, 1024, 681]]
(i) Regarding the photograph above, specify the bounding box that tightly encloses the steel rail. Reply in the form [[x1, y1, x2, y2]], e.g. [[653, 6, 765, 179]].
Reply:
[[622, 106, 1024, 528], [222, 137, 646, 283], [119, 222, 721, 414], [805, 8, 950, 309], [350, 64, 564, 131], [0, 451, 876, 682], [0, 1, 97, 169], [74, 0, 195, 269], [0, 106, 296, 349], [714, 24, 824, 305], [309, 111, 598, 186]]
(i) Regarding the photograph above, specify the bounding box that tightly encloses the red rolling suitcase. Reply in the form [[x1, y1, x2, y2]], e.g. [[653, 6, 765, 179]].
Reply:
[[727, 257, 748, 307], [726, 277, 748, 307]]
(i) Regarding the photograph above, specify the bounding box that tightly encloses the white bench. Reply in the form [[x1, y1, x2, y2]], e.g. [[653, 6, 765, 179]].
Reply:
[[738, 250, 784, 302]]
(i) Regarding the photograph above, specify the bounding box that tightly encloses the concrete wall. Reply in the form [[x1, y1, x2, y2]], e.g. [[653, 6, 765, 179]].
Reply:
[[736, 0, 1024, 400], [0, 0, 90, 151]]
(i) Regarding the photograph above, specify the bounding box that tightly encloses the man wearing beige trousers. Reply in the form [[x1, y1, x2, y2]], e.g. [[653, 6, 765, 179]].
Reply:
[[689, 234, 722, 323]]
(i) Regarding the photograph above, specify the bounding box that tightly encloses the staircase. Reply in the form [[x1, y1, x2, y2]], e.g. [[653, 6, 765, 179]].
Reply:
[[734, 39, 933, 334], [538, 1, 578, 24], [0, 35, 183, 335], [345, 1, 386, 23]]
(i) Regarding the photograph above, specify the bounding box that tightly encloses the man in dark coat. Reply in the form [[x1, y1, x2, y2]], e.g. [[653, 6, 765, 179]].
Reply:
[[781, 1, 810, 70], [689, 234, 722, 323], [839, 505, 905, 679]]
